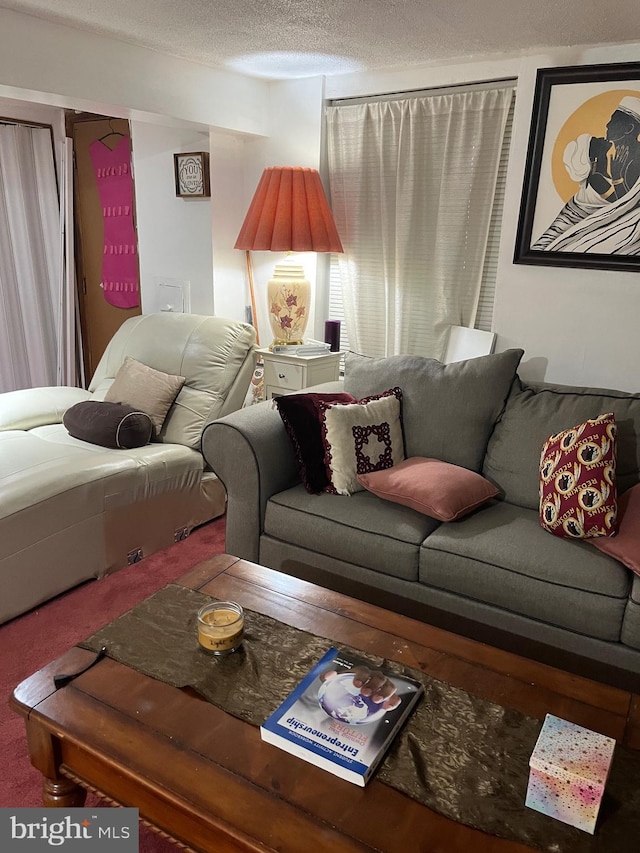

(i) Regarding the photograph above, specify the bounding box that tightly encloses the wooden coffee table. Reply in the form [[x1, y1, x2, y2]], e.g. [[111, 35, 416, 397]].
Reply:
[[11, 554, 640, 853]]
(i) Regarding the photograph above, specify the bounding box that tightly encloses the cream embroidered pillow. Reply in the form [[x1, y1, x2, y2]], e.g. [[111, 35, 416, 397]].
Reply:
[[318, 387, 405, 495]]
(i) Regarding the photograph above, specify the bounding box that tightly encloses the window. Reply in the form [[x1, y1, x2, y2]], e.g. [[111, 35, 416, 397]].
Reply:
[[476, 90, 515, 331], [325, 81, 516, 358]]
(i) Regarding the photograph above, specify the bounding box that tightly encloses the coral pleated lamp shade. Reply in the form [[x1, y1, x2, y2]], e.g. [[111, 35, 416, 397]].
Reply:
[[235, 166, 343, 347], [235, 166, 343, 253]]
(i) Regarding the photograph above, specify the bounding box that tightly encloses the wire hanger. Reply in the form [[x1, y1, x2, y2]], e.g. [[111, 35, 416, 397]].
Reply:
[[98, 118, 126, 144]]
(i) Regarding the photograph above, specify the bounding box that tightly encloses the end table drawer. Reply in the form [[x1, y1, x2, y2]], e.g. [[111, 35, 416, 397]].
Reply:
[[263, 359, 304, 391]]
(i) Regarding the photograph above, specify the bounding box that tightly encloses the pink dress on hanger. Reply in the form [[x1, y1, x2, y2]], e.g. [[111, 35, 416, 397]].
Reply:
[[88, 135, 140, 309]]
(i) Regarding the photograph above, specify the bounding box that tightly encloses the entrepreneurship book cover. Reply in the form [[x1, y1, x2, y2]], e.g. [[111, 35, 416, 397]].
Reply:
[[260, 647, 424, 786]]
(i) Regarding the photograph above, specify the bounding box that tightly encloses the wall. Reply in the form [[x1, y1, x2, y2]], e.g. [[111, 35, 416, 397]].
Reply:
[[0, 8, 272, 327], [0, 96, 218, 321], [495, 46, 640, 393], [0, 9, 327, 342], [212, 76, 327, 345], [131, 122, 214, 315], [0, 8, 268, 136], [325, 47, 640, 393], [3, 5, 639, 390], [130, 75, 327, 340], [209, 131, 251, 323]]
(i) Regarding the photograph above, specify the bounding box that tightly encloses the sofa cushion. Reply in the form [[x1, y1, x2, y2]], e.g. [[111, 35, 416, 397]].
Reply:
[[590, 484, 640, 574], [484, 378, 640, 510], [358, 457, 499, 521], [343, 349, 523, 472], [622, 574, 640, 650], [90, 314, 257, 450], [264, 485, 439, 582], [539, 412, 617, 539], [63, 401, 153, 449], [0, 386, 92, 431], [319, 387, 405, 495], [420, 501, 629, 642], [0, 422, 222, 624], [104, 356, 185, 436], [275, 391, 356, 493]]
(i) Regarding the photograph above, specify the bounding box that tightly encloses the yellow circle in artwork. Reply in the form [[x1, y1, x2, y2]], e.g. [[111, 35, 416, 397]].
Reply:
[[551, 89, 640, 202]]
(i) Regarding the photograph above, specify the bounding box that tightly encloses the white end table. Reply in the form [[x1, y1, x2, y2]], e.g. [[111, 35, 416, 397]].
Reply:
[[257, 347, 342, 399]]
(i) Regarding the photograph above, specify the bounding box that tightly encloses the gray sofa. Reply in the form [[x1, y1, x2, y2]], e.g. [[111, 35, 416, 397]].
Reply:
[[202, 349, 640, 689]]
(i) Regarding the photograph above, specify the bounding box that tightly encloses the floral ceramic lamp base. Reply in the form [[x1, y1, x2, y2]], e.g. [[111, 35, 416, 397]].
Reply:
[[267, 260, 310, 347]]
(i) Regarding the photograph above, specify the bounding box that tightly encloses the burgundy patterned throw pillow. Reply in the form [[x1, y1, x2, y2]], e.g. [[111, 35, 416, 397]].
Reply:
[[318, 387, 405, 495], [275, 392, 357, 493], [539, 412, 617, 539]]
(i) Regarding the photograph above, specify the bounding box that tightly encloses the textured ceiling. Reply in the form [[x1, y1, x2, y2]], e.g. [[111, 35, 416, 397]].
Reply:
[[2, 0, 640, 80]]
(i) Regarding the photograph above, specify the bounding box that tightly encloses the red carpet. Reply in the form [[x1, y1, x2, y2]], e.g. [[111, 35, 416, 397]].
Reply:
[[1, 516, 226, 851]]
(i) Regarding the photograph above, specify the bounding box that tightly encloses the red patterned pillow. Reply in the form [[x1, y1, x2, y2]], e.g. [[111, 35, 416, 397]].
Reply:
[[539, 412, 617, 539], [318, 387, 405, 495]]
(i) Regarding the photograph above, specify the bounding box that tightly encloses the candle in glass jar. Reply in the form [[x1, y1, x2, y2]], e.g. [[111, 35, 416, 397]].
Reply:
[[197, 601, 244, 654]]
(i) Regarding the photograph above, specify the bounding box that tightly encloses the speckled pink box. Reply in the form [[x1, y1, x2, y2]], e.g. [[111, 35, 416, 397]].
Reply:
[[525, 714, 616, 834]]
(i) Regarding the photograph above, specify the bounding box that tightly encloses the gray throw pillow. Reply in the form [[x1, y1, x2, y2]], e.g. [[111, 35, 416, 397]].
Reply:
[[344, 348, 524, 472]]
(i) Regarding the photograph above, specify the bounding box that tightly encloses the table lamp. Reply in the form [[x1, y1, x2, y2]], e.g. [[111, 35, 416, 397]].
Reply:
[[235, 166, 343, 347]]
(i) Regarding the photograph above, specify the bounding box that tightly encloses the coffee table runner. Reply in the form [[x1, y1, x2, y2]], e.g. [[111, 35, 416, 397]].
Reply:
[[80, 583, 640, 852]]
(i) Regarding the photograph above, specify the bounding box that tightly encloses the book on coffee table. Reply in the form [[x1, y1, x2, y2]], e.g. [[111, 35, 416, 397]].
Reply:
[[260, 646, 424, 786]]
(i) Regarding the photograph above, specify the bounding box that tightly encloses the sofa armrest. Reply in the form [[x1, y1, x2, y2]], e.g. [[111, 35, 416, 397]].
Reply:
[[0, 386, 92, 431], [201, 399, 300, 562]]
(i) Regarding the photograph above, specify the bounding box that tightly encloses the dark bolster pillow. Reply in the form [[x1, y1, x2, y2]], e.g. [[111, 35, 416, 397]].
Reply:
[[63, 401, 153, 449]]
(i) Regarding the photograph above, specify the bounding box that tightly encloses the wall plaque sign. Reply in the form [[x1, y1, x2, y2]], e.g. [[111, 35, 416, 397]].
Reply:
[[174, 151, 210, 198]]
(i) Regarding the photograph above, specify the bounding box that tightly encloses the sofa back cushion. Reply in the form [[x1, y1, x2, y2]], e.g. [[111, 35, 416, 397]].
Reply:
[[89, 313, 256, 450], [483, 378, 640, 509], [343, 348, 523, 472]]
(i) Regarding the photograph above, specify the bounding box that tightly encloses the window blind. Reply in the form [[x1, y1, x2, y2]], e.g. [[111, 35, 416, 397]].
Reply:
[[326, 80, 516, 351], [475, 90, 516, 332]]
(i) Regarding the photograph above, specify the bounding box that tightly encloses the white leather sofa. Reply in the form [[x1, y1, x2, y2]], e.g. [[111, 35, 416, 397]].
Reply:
[[0, 312, 256, 624]]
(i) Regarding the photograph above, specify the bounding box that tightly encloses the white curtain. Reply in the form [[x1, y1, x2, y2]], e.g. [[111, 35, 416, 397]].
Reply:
[[326, 87, 514, 359], [59, 137, 81, 387], [0, 125, 76, 392]]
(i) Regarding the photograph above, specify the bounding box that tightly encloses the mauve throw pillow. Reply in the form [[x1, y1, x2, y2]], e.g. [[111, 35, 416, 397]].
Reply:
[[275, 392, 356, 493], [104, 356, 185, 437], [358, 456, 499, 521], [539, 412, 617, 539], [318, 387, 405, 496], [63, 401, 153, 449], [589, 483, 640, 574]]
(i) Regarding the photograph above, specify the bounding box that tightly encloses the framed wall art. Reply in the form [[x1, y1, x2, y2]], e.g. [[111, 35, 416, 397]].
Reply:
[[514, 62, 640, 272], [173, 151, 210, 198]]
